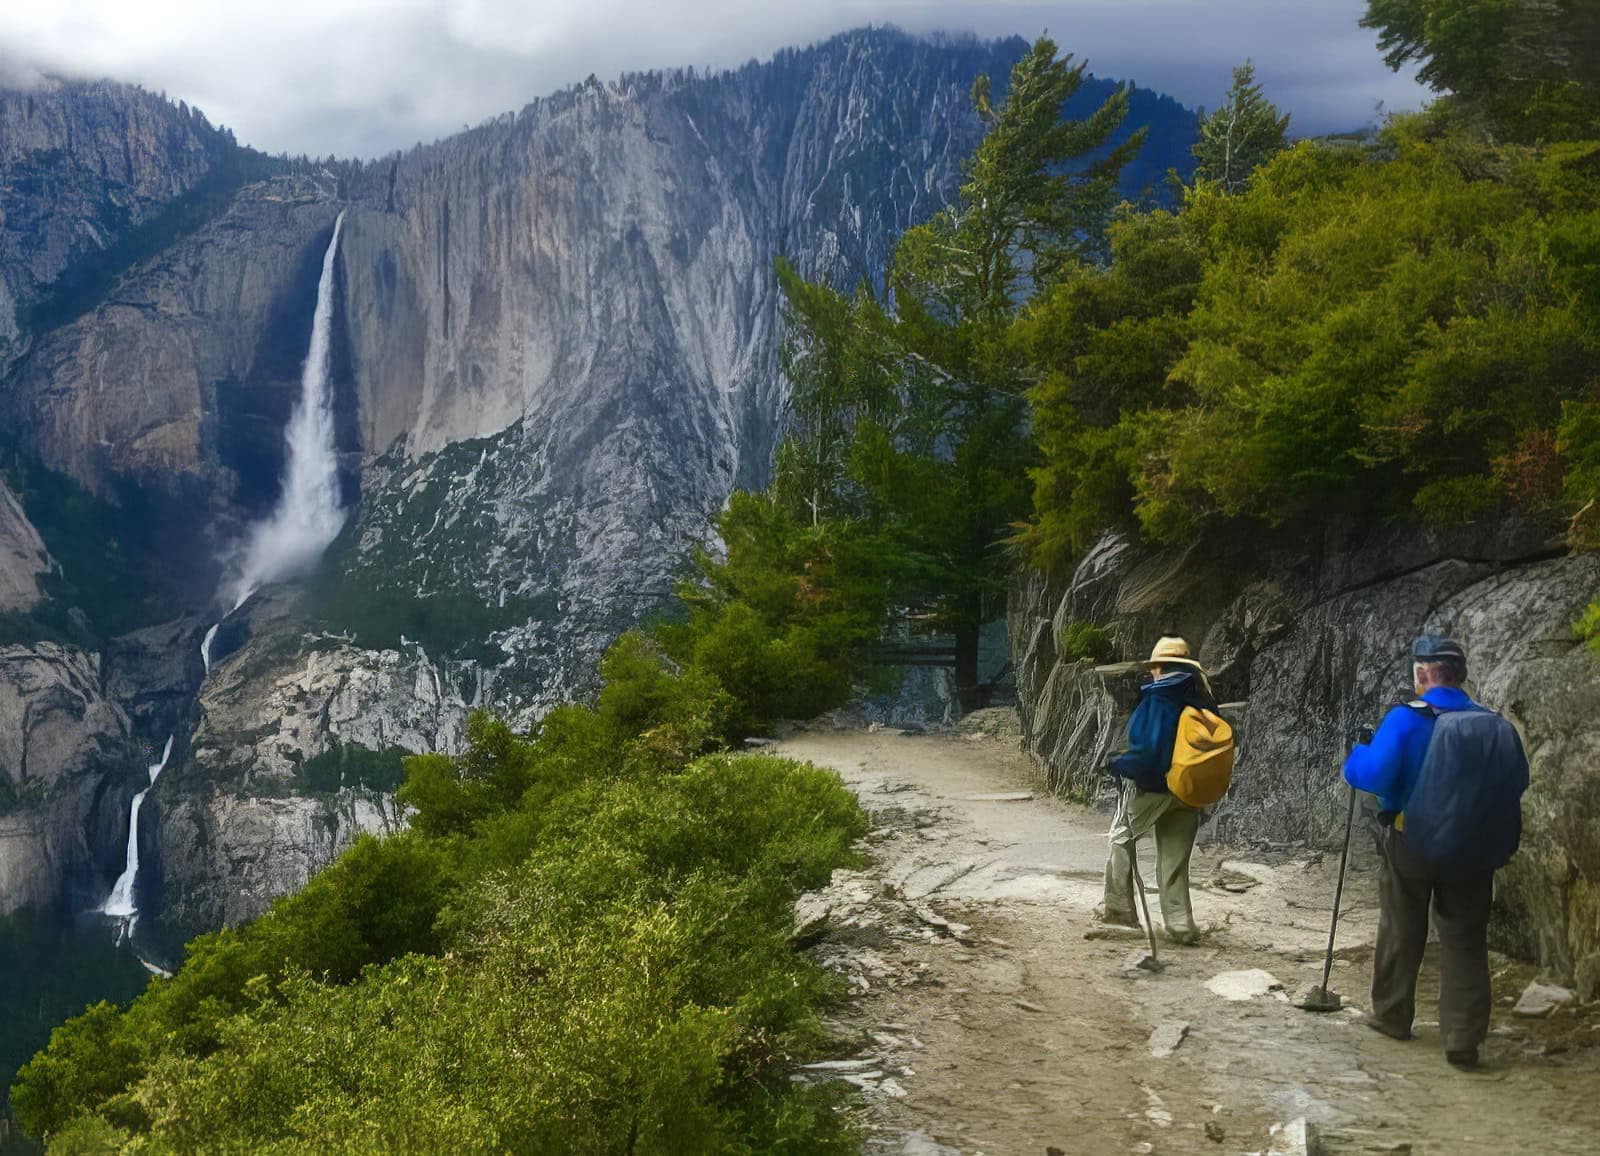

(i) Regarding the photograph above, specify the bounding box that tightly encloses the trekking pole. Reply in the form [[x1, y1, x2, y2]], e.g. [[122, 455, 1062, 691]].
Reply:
[[1298, 783, 1356, 1013], [1128, 840, 1164, 973], [1321, 786, 1357, 990]]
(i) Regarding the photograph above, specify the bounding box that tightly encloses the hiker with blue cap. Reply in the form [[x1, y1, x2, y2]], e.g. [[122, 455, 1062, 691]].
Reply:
[[1344, 635, 1530, 1069]]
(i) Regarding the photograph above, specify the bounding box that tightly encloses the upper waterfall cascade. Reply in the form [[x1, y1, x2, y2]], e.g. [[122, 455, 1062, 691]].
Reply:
[[228, 211, 349, 613]]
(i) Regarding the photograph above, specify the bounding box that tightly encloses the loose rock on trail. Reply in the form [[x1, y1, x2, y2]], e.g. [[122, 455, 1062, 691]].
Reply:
[[779, 711, 1600, 1155]]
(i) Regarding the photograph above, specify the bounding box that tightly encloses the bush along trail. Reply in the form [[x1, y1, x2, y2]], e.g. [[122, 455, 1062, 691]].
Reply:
[[11, 638, 871, 1153], [779, 711, 1600, 1155]]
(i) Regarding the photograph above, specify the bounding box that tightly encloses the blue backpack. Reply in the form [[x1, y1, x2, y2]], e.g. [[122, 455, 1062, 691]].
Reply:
[[1403, 702, 1529, 871]]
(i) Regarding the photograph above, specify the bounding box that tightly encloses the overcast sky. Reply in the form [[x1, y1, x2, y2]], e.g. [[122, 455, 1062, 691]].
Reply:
[[0, 2, 1427, 159]]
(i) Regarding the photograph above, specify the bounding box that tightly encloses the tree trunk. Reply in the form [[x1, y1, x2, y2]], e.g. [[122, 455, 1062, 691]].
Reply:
[[954, 622, 985, 715]]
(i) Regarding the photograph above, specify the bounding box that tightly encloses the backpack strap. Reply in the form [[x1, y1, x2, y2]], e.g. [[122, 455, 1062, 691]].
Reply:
[[1406, 697, 1492, 718]]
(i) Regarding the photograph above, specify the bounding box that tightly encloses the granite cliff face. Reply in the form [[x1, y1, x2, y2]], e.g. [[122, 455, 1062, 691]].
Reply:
[[4, 175, 338, 521], [0, 479, 48, 613], [0, 30, 1202, 935], [0, 642, 142, 916], [0, 479, 145, 916], [0, 79, 234, 373], [1009, 523, 1600, 996]]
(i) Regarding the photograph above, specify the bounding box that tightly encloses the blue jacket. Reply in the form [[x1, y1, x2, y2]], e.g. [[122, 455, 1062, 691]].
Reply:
[[1342, 686, 1479, 814], [1109, 671, 1216, 793]]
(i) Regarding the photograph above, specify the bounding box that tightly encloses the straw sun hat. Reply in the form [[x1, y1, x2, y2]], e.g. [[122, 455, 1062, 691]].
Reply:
[[1142, 636, 1215, 698], [1141, 635, 1206, 672]]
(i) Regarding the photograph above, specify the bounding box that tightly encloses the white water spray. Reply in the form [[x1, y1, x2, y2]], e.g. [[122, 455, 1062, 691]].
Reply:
[[101, 735, 173, 924], [228, 211, 349, 612]]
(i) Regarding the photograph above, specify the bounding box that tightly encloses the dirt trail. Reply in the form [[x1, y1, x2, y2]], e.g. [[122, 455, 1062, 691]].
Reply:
[[779, 714, 1600, 1156]]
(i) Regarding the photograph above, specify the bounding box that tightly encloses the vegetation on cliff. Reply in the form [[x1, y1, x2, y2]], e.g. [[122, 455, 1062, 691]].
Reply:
[[743, 4, 1600, 677], [1025, 125, 1600, 561], [0, 440, 180, 646]]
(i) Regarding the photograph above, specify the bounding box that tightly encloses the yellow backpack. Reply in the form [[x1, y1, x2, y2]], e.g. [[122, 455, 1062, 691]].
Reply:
[[1166, 706, 1235, 807]]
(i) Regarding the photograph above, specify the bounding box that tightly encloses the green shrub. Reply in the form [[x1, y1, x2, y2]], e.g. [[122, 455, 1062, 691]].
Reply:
[[596, 631, 735, 759], [1026, 127, 1600, 560], [679, 603, 848, 737], [655, 491, 886, 736], [9, 1003, 140, 1141], [15, 715, 865, 1152], [41, 1113, 131, 1155], [1574, 601, 1600, 653], [10, 834, 453, 1139], [395, 711, 544, 838], [297, 740, 409, 794], [1413, 475, 1501, 526], [1058, 619, 1114, 663]]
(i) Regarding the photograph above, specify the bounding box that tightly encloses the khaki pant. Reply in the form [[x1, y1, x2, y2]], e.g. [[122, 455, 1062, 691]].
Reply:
[[1372, 825, 1494, 1053], [1102, 782, 1200, 940]]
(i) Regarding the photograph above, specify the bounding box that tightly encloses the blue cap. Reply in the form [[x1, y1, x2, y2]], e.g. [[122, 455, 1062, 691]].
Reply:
[[1412, 634, 1466, 662]]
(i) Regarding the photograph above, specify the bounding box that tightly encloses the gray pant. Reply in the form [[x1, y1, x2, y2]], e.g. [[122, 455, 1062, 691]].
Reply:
[[1372, 825, 1494, 1053], [1102, 782, 1200, 939]]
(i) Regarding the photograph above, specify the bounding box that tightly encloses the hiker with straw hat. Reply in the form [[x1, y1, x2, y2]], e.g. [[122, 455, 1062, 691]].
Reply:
[[1100, 636, 1218, 944]]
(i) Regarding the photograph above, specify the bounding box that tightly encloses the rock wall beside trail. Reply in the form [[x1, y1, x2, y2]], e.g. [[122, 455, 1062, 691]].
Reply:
[[1009, 522, 1600, 997]]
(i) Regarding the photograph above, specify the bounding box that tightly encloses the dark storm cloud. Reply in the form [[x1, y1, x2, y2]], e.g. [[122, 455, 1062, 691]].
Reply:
[[0, 2, 1425, 158]]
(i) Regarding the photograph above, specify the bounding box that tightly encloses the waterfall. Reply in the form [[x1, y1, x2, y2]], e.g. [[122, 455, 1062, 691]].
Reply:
[[228, 211, 349, 612], [116, 218, 348, 949], [201, 622, 219, 676], [101, 734, 173, 923]]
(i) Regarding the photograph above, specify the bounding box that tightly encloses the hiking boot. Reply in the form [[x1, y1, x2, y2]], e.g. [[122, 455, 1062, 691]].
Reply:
[[1360, 1014, 1413, 1042], [1164, 927, 1200, 946], [1098, 905, 1139, 928], [1446, 1047, 1480, 1069]]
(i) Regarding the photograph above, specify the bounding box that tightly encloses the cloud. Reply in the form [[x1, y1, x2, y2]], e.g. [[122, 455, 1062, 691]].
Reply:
[[0, 1, 1425, 158]]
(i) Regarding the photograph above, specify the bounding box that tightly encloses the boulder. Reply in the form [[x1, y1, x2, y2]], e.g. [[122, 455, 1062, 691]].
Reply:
[[1511, 981, 1575, 1018]]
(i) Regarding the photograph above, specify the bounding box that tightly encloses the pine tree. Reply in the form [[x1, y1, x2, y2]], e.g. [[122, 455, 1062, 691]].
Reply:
[[1362, 0, 1600, 140], [1191, 62, 1290, 194], [777, 37, 1143, 710]]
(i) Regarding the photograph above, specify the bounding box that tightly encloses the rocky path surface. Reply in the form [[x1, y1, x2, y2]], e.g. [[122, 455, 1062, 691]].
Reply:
[[780, 713, 1600, 1155]]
